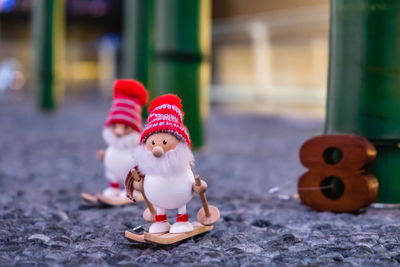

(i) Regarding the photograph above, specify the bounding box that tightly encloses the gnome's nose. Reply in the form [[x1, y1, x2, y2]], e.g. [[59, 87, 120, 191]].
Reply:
[[152, 146, 164, 158], [114, 127, 124, 138]]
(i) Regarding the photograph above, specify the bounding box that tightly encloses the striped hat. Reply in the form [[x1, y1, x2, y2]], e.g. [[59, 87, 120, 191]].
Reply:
[[104, 79, 148, 133], [141, 94, 191, 146]]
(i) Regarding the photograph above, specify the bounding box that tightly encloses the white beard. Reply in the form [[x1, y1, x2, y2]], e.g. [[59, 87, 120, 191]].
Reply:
[[133, 142, 194, 177], [102, 127, 140, 149], [133, 142, 196, 210], [102, 127, 140, 184]]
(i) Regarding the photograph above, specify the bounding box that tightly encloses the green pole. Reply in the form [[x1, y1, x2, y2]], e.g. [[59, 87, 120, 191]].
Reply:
[[122, 0, 154, 118], [152, 0, 211, 148], [32, 0, 65, 110], [122, 0, 154, 85], [325, 0, 400, 204]]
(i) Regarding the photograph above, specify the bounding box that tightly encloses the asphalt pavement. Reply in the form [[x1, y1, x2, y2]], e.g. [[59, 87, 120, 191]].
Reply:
[[1, 96, 400, 266]]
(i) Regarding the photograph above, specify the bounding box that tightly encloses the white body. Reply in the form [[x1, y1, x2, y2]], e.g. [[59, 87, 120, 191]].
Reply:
[[104, 146, 135, 184], [144, 168, 195, 210]]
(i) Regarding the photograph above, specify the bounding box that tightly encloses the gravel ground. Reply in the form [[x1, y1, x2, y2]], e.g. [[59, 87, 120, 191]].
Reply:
[[2, 96, 400, 266]]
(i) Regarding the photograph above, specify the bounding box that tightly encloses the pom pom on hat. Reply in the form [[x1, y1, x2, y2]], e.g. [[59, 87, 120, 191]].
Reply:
[[114, 79, 148, 106], [148, 94, 183, 114]]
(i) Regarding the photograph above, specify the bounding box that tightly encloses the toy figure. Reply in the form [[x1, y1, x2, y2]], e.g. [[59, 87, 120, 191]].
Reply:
[[82, 79, 147, 206], [124, 94, 219, 244]]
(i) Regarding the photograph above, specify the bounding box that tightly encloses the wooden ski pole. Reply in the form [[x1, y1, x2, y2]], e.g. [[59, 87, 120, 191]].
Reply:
[[195, 175, 210, 217], [195, 175, 220, 225]]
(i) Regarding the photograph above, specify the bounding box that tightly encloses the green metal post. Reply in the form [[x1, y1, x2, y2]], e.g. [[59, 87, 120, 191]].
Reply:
[[152, 0, 211, 148], [325, 0, 400, 204], [122, 0, 154, 118], [122, 0, 154, 85], [32, 0, 65, 110]]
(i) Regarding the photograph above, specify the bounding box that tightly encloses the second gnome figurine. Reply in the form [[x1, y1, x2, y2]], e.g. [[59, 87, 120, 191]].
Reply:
[[126, 94, 208, 234], [97, 80, 147, 202]]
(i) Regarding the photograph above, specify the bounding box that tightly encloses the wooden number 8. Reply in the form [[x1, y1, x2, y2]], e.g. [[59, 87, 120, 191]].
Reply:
[[298, 134, 378, 212]]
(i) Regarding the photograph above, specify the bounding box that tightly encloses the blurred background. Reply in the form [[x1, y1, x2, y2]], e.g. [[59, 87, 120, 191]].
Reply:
[[0, 0, 329, 120]]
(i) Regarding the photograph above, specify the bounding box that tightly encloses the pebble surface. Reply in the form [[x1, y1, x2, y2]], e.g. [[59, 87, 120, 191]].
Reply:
[[1, 96, 400, 266]]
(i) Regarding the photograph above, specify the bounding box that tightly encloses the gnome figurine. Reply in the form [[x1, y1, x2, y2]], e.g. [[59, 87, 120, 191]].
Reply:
[[97, 79, 147, 201], [127, 94, 207, 234]]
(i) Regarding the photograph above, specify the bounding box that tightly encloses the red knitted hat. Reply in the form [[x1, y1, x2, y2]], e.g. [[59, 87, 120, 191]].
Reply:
[[104, 79, 148, 133], [140, 94, 191, 146]]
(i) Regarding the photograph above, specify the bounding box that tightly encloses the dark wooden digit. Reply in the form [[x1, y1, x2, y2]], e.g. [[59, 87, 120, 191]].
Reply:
[[298, 134, 378, 212]]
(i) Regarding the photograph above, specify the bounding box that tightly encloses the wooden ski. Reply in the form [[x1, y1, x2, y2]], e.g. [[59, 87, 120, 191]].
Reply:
[[125, 223, 213, 245], [81, 192, 99, 204]]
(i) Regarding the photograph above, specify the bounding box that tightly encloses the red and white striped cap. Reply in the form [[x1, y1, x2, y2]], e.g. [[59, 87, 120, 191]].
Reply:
[[104, 80, 148, 133], [141, 94, 191, 146]]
